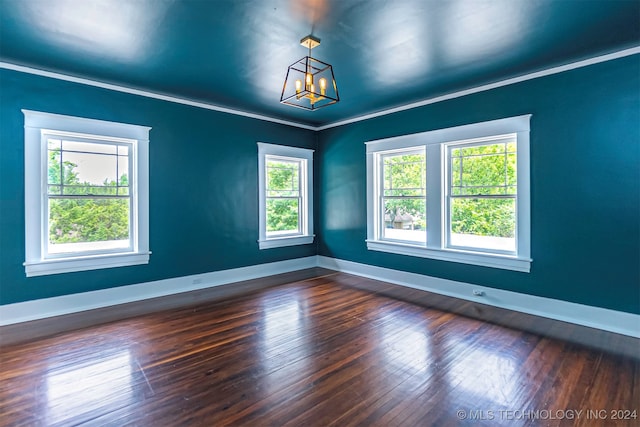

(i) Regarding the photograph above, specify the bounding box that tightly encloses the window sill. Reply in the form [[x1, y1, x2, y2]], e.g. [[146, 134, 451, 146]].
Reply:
[[259, 235, 315, 250], [366, 240, 531, 272], [24, 251, 151, 277]]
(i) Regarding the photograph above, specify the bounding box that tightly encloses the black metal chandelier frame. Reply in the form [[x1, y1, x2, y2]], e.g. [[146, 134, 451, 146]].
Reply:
[[280, 35, 340, 111]]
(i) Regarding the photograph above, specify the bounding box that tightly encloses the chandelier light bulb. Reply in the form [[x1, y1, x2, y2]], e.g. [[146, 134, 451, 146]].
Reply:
[[280, 34, 339, 110]]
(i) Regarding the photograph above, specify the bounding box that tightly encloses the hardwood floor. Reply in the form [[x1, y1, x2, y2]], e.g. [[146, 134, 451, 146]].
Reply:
[[1, 272, 638, 426]]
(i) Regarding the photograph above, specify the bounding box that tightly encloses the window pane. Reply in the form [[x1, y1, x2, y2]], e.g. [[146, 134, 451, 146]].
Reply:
[[63, 150, 117, 187], [266, 198, 299, 234], [506, 152, 517, 186], [118, 156, 129, 186], [380, 149, 426, 244], [48, 185, 61, 195], [450, 198, 516, 252], [382, 197, 426, 243], [450, 140, 516, 196], [62, 140, 116, 155], [48, 138, 61, 150], [383, 153, 425, 197], [48, 139, 130, 196], [47, 139, 63, 185], [266, 160, 299, 197], [48, 198, 130, 254]]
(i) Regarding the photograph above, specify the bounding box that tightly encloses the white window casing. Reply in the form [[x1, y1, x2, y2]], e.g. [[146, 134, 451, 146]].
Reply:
[[23, 110, 151, 277], [365, 115, 531, 272], [257, 142, 314, 249]]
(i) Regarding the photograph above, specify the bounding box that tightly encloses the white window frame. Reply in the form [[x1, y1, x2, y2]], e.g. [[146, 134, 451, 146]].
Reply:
[[23, 110, 151, 277], [258, 142, 314, 249], [366, 115, 531, 272]]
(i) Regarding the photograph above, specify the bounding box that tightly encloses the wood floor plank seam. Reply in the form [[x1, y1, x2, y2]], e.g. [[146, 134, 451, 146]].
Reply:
[[1, 272, 638, 426]]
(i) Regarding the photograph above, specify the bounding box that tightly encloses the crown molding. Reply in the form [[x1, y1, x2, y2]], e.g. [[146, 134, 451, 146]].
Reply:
[[2, 45, 638, 132], [0, 61, 317, 131], [316, 46, 640, 130]]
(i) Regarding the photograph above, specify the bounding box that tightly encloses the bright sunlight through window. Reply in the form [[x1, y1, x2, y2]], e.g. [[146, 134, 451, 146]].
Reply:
[[23, 110, 150, 277], [366, 115, 531, 272], [258, 143, 314, 249]]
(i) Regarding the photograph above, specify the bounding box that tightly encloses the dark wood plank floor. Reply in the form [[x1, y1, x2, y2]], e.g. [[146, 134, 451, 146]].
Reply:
[[1, 272, 639, 426]]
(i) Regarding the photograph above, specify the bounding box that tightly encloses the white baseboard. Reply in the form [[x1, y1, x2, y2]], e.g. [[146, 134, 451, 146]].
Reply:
[[317, 256, 640, 338], [0, 256, 318, 326], [2, 255, 638, 339]]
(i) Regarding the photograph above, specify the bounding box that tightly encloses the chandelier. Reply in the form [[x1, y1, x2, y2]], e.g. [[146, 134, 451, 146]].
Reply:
[[280, 35, 339, 110]]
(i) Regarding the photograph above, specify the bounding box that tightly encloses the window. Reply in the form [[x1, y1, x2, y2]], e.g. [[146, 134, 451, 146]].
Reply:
[[258, 143, 314, 249], [23, 110, 151, 277], [447, 137, 517, 253], [366, 115, 531, 272], [379, 148, 426, 244]]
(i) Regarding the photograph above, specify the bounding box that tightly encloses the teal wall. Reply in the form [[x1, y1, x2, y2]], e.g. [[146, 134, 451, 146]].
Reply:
[[317, 55, 640, 315], [0, 69, 317, 305], [2, 55, 639, 316]]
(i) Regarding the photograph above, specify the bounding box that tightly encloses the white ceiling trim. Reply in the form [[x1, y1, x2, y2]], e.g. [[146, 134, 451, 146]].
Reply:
[[2, 45, 639, 132], [317, 45, 640, 131], [0, 61, 317, 131]]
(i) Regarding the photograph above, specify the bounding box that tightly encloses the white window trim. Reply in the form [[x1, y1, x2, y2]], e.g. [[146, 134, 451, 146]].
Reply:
[[365, 115, 531, 272], [258, 142, 314, 249], [23, 110, 151, 277]]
